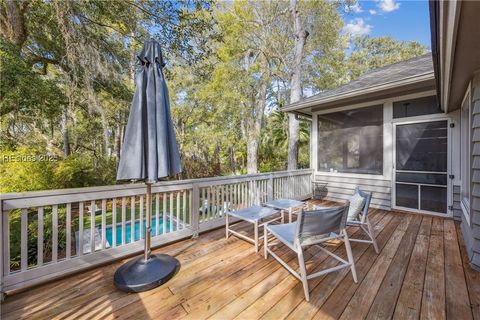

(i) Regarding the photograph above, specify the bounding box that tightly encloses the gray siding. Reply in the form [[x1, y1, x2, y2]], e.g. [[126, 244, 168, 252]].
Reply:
[[466, 72, 480, 270], [453, 185, 462, 221], [314, 173, 391, 211]]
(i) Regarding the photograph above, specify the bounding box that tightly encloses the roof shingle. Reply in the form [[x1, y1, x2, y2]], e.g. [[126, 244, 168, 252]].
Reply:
[[294, 53, 433, 106]]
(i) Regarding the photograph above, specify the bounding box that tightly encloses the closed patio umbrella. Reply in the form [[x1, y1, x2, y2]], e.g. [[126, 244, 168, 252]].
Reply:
[[114, 39, 182, 292]]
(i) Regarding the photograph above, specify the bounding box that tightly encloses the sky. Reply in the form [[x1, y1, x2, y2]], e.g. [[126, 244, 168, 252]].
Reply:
[[343, 0, 432, 49]]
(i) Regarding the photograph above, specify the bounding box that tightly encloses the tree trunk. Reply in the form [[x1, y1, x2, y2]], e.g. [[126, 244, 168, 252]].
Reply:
[[229, 145, 236, 174], [61, 106, 70, 157], [115, 111, 125, 167], [0, 0, 29, 48], [246, 138, 259, 174], [100, 110, 110, 156], [246, 61, 268, 174], [288, 0, 308, 170]]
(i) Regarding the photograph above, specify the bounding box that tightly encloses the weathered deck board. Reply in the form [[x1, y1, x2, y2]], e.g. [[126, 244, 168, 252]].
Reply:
[[421, 217, 446, 320], [392, 216, 432, 320], [444, 219, 473, 320], [1, 202, 479, 320], [457, 223, 480, 320]]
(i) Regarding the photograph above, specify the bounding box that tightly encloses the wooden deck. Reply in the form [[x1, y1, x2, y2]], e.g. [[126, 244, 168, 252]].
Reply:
[[2, 201, 479, 320]]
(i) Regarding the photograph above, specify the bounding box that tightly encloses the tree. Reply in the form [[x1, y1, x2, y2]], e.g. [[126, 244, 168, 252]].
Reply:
[[287, 0, 306, 170], [278, 0, 346, 170], [347, 36, 428, 80], [206, 1, 279, 174]]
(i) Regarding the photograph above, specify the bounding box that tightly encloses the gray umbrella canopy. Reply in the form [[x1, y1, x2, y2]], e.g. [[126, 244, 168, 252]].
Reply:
[[117, 39, 181, 182]]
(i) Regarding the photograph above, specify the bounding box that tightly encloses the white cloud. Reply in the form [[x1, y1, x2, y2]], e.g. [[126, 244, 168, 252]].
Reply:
[[346, 3, 363, 13], [342, 18, 372, 36], [378, 0, 401, 13], [369, 9, 377, 15]]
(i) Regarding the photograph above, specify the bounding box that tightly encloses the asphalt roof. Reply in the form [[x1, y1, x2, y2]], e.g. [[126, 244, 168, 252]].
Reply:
[[288, 53, 434, 109]]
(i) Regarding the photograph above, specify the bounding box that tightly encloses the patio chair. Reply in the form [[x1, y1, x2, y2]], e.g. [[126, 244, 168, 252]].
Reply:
[[346, 187, 379, 254], [264, 202, 357, 301]]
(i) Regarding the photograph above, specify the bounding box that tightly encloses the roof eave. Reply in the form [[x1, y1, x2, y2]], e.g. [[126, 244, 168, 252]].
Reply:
[[282, 72, 435, 115]]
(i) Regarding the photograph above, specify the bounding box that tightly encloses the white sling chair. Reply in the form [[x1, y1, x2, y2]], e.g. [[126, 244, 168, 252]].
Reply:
[[264, 202, 357, 301], [346, 187, 379, 254]]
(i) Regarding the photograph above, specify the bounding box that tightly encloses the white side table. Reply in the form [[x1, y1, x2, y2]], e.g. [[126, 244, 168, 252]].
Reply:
[[263, 199, 305, 223], [226, 205, 282, 253]]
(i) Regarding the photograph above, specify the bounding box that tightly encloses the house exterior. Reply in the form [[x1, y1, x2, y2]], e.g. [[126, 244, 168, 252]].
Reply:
[[284, 0, 480, 270]]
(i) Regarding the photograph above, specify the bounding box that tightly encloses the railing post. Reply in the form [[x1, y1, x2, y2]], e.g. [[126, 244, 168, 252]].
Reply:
[[191, 183, 200, 238], [267, 173, 274, 201], [0, 200, 5, 301]]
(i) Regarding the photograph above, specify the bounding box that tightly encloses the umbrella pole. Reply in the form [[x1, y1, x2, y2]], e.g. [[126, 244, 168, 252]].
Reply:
[[145, 182, 152, 261]]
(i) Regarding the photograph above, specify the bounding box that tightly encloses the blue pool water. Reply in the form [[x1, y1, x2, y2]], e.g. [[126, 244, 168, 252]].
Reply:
[[104, 217, 173, 246]]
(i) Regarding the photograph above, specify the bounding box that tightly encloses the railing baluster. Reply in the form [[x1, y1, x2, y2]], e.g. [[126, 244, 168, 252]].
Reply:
[[176, 191, 180, 230], [121, 197, 126, 246], [20, 209, 28, 271], [207, 187, 211, 221], [90, 201, 95, 254], [112, 198, 117, 248], [214, 186, 218, 218], [130, 196, 135, 243], [52, 205, 58, 262], [182, 190, 187, 228], [3, 211, 10, 275], [139, 195, 144, 240], [155, 193, 160, 235], [221, 185, 224, 217], [235, 183, 238, 209], [37, 207, 44, 264], [78, 203, 83, 256], [191, 184, 200, 237], [189, 189, 193, 227], [163, 192, 167, 234], [201, 187, 205, 223], [66, 203, 71, 259], [169, 192, 174, 230], [101, 200, 106, 250]]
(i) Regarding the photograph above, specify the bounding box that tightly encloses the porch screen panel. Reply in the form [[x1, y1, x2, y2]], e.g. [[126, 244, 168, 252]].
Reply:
[[393, 95, 441, 119], [317, 105, 383, 174]]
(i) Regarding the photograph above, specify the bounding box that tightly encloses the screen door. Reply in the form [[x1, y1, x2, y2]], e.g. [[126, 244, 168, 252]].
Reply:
[[394, 120, 449, 214]]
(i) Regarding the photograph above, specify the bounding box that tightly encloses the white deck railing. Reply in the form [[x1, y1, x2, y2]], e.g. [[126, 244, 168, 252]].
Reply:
[[0, 169, 312, 295]]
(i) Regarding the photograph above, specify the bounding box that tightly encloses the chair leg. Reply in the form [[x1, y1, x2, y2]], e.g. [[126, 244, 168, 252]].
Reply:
[[289, 208, 293, 223], [343, 230, 358, 283], [254, 221, 259, 253], [366, 217, 379, 254], [264, 227, 268, 259], [297, 248, 310, 301]]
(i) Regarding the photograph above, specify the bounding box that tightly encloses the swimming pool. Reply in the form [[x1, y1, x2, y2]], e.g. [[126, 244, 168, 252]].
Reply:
[[104, 216, 173, 246]]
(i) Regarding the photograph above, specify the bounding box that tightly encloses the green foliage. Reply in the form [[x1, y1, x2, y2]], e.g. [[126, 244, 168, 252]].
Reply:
[[0, 147, 55, 193], [0, 147, 116, 193], [347, 36, 429, 79], [0, 39, 64, 118], [52, 154, 115, 189]]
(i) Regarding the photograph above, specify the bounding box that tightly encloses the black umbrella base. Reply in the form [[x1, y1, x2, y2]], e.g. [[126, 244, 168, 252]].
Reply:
[[114, 254, 180, 293]]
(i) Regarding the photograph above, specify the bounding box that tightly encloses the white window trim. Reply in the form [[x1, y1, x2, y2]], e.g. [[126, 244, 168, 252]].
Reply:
[[460, 84, 472, 225]]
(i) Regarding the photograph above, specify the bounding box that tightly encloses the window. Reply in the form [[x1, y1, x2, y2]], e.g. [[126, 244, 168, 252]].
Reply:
[[393, 95, 441, 119], [317, 105, 383, 174], [461, 88, 471, 221]]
